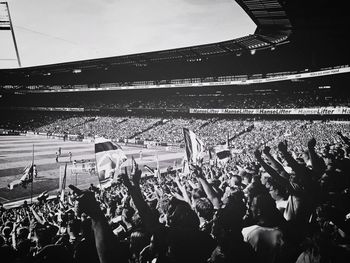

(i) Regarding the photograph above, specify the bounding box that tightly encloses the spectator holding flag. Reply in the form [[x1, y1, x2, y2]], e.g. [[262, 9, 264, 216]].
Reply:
[[183, 128, 206, 165], [94, 137, 127, 188]]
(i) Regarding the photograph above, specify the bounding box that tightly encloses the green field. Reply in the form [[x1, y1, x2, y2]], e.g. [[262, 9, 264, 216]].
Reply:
[[0, 135, 184, 203]]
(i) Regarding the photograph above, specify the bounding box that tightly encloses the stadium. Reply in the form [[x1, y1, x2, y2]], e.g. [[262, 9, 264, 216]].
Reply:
[[0, 0, 350, 262]]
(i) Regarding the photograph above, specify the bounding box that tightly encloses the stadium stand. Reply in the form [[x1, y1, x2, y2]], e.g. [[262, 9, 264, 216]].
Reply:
[[1, 0, 350, 263]]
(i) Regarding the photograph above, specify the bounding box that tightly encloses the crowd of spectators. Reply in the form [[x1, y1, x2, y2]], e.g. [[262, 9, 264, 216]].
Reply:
[[0, 112, 61, 132], [1, 118, 350, 263], [1, 111, 349, 148], [36, 116, 161, 140], [138, 118, 209, 144], [3, 89, 350, 111]]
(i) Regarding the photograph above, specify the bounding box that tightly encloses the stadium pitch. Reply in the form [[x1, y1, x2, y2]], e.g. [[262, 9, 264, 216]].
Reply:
[[0, 135, 184, 203]]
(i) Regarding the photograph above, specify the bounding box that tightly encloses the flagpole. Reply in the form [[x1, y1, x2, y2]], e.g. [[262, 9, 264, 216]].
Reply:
[[31, 144, 34, 204], [93, 136, 103, 188], [75, 163, 77, 186], [156, 154, 160, 181], [59, 163, 68, 209]]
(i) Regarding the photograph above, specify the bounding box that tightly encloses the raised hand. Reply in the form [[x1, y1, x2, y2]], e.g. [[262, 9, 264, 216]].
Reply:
[[118, 168, 132, 189], [190, 164, 204, 179], [278, 140, 288, 153], [308, 137, 316, 149], [254, 149, 262, 159], [69, 185, 102, 219], [12, 221, 19, 234], [131, 161, 142, 186], [119, 161, 142, 190], [263, 145, 271, 155]]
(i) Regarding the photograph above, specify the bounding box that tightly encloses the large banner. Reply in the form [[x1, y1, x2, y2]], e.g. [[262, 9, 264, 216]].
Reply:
[[189, 107, 350, 115], [29, 107, 84, 112], [1, 106, 84, 112]]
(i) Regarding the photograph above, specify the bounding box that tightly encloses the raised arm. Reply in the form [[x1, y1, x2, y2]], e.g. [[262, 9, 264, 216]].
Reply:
[[30, 206, 45, 225], [278, 140, 309, 178], [307, 138, 326, 176], [191, 165, 221, 209], [72, 185, 117, 263], [174, 172, 192, 206], [254, 149, 289, 187], [11, 220, 19, 249], [262, 146, 290, 180], [119, 165, 160, 232]]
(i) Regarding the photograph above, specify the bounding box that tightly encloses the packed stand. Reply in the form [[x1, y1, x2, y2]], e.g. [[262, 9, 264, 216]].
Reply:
[[1, 121, 350, 263], [138, 118, 209, 144], [4, 89, 350, 111], [35, 116, 161, 140]]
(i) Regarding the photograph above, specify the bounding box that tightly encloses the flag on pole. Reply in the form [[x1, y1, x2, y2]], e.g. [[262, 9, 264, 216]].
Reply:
[[8, 163, 33, 190], [216, 148, 231, 160], [60, 163, 68, 204], [214, 145, 231, 166], [23, 163, 34, 183], [95, 137, 127, 187], [183, 128, 205, 165], [143, 164, 155, 176], [155, 154, 160, 179]]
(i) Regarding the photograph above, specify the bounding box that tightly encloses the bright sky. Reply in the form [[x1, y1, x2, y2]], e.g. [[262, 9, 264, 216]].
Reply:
[[0, 0, 255, 68]]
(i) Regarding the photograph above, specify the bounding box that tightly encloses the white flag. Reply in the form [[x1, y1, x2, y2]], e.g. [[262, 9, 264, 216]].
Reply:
[[8, 163, 33, 190], [95, 137, 127, 186], [183, 128, 205, 165]]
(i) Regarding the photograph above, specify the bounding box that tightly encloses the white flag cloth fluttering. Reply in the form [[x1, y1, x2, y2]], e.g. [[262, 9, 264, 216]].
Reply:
[[95, 137, 127, 187], [183, 128, 205, 165]]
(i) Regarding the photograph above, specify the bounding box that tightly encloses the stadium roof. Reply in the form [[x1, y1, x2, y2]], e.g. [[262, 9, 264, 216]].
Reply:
[[0, 1, 290, 74], [0, 0, 349, 86]]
